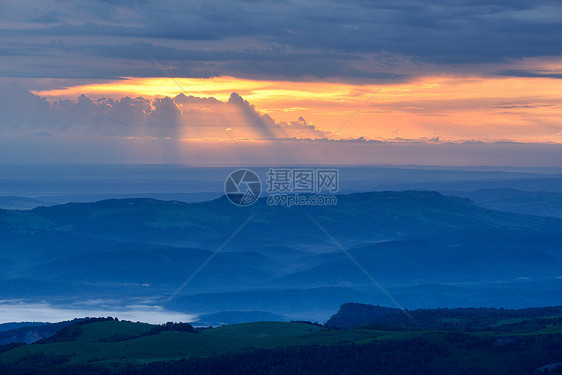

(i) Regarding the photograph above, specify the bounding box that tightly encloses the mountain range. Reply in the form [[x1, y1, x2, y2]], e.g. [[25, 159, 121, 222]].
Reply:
[[1, 190, 562, 321]]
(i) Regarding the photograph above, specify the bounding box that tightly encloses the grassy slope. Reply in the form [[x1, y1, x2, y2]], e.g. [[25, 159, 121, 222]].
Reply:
[[0, 321, 400, 366], [1, 316, 562, 369]]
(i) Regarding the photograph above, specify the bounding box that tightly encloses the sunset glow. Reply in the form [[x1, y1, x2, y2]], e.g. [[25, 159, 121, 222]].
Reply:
[[3, 0, 562, 165], [36, 74, 562, 143]]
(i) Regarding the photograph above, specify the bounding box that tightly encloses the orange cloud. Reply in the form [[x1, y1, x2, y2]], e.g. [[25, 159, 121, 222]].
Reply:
[[36, 74, 562, 143]]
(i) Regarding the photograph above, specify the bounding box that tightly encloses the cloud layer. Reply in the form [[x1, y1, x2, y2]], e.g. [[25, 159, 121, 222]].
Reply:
[[0, 84, 327, 140], [1, 1, 561, 165], [1, 0, 561, 84]]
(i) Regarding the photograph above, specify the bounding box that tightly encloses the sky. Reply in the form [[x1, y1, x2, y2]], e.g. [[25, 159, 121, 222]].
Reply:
[[1, 0, 561, 165]]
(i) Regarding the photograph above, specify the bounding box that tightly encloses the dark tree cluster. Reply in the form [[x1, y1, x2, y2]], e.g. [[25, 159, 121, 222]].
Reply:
[[3, 331, 559, 375], [37, 317, 118, 344], [147, 322, 196, 334]]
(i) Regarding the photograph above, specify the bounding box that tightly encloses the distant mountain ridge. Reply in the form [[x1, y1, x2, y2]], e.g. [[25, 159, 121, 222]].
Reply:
[[0, 196, 54, 210], [326, 302, 562, 330], [0, 319, 83, 345], [8, 190, 561, 246], [448, 188, 562, 218], [1, 190, 562, 321]]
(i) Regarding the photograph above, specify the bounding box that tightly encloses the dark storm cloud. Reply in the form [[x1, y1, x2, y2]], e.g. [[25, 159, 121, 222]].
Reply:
[[47, 41, 359, 66], [1, 0, 561, 80], [496, 70, 562, 79]]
